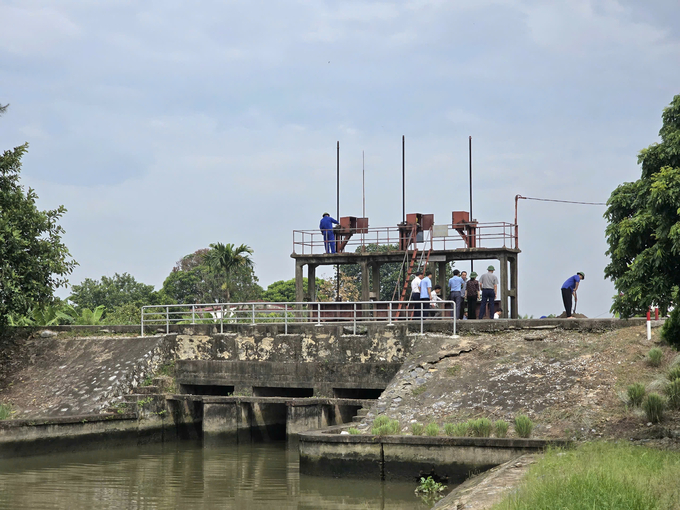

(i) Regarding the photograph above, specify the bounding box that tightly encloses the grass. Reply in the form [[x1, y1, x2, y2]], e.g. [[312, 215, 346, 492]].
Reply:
[[412, 385, 427, 397], [411, 422, 424, 435], [667, 365, 680, 382], [372, 417, 400, 436], [663, 379, 680, 409], [492, 442, 680, 510], [469, 418, 493, 438], [425, 422, 440, 436], [446, 365, 461, 377], [494, 420, 509, 438], [642, 393, 665, 423], [514, 414, 533, 438], [627, 382, 646, 407], [0, 403, 12, 420], [347, 427, 361, 435], [647, 347, 664, 367], [444, 422, 469, 437]]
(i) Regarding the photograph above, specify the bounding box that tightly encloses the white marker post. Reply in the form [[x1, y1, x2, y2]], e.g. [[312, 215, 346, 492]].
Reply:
[[647, 308, 652, 341]]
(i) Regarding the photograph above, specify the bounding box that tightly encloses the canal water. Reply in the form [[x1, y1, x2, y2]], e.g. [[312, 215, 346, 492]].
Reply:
[[0, 441, 436, 509]]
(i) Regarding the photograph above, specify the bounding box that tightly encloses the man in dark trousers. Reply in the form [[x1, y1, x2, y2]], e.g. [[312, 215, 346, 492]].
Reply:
[[419, 271, 433, 317], [319, 213, 339, 253], [561, 272, 585, 318], [478, 265, 498, 319]]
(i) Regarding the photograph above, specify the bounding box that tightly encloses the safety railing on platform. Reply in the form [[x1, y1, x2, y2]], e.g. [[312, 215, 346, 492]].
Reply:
[[292, 222, 517, 255], [141, 300, 457, 336]]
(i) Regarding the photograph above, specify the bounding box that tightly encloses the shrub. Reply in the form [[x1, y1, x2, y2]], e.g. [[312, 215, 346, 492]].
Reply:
[[411, 422, 424, 435], [469, 418, 493, 438], [444, 422, 469, 437], [416, 476, 446, 494], [347, 427, 361, 435], [661, 306, 680, 349], [647, 348, 664, 367], [514, 414, 533, 438], [494, 420, 509, 438], [372, 418, 400, 436], [642, 393, 665, 423], [663, 380, 680, 410], [667, 365, 680, 382], [627, 383, 646, 407], [0, 403, 11, 420], [425, 422, 440, 436], [373, 415, 391, 428]]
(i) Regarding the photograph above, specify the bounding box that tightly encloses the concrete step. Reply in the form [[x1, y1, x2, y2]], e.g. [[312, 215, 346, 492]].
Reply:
[[352, 415, 363, 423], [152, 376, 174, 392], [356, 408, 370, 417], [136, 385, 160, 395]]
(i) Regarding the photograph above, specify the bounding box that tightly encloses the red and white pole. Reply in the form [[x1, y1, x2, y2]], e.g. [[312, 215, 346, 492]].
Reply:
[[647, 308, 652, 341]]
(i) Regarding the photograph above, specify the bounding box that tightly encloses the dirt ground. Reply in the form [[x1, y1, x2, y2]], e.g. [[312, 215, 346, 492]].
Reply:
[[358, 324, 680, 442]]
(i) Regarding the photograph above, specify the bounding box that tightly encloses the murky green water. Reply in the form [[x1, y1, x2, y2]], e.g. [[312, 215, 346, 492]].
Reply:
[[0, 442, 435, 509]]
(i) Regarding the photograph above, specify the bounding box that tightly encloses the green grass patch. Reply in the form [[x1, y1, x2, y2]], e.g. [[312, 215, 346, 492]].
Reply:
[[469, 418, 493, 437], [0, 403, 12, 420], [411, 422, 424, 435], [444, 422, 470, 437], [643, 393, 665, 423], [647, 347, 664, 367], [347, 427, 360, 435], [667, 365, 680, 382], [492, 442, 680, 510], [412, 385, 427, 397], [514, 414, 533, 438], [446, 365, 461, 377], [664, 379, 680, 409], [425, 422, 440, 436], [494, 420, 509, 438], [372, 417, 400, 436], [627, 382, 646, 407]]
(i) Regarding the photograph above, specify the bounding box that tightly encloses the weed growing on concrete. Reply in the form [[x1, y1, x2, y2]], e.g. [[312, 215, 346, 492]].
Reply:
[[642, 393, 665, 423], [373, 415, 391, 428], [647, 348, 664, 367], [514, 414, 533, 438], [347, 427, 361, 435], [446, 365, 461, 377], [372, 418, 400, 436], [444, 422, 469, 437], [0, 403, 12, 420], [411, 422, 424, 435], [667, 365, 680, 382], [663, 380, 680, 409], [425, 422, 440, 436], [627, 383, 646, 407], [469, 418, 492, 438], [494, 420, 509, 438], [412, 385, 427, 397]]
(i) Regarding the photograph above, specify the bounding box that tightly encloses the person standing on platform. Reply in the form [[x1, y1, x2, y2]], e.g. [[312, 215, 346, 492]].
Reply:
[[419, 271, 433, 317], [430, 285, 444, 317], [460, 271, 468, 319], [410, 271, 423, 318], [561, 272, 585, 318], [478, 265, 498, 319], [319, 213, 339, 254], [448, 269, 464, 320], [465, 272, 480, 319]]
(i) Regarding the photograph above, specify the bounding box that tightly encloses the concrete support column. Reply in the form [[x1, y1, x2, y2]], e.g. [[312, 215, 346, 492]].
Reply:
[[295, 262, 305, 303], [361, 261, 370, 302], [510, 255, 518, 318], [308, 264, 317, 302], [499, 255, 508, 318], [370, 263, 381, 300], [437, 261, 447, 295]]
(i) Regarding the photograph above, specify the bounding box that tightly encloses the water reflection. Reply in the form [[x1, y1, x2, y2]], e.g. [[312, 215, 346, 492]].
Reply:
[[0, 442, 431, 509]]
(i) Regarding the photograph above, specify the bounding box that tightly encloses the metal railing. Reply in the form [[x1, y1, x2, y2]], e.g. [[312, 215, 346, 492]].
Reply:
[[292, 222, 517, 255], [141, 300, 457, 336]]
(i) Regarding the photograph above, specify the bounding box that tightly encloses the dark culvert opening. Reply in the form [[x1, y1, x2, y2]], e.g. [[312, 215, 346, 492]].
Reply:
[[332, 388, 384, 399], [252, 387, 314, 398], [180, 384, 235, 396]]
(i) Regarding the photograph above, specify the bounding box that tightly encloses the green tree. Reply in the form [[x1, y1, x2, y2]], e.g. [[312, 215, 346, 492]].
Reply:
[[0, 118, 77, 328], [69, 272, 162, 311], [263, 277, 332, 302], [604, 95, 680, 343], [204, 243, 254, 302]]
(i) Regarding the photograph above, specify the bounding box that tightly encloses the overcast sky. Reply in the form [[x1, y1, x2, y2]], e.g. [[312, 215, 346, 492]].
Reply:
[[1, 0, 679, 318]]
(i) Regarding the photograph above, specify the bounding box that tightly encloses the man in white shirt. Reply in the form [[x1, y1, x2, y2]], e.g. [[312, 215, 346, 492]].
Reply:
[[410, 270, 423, 318], [430, 285, 443, 317]]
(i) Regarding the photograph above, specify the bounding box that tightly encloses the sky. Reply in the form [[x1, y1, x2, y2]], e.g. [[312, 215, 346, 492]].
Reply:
[[1, 0, 679, 318]]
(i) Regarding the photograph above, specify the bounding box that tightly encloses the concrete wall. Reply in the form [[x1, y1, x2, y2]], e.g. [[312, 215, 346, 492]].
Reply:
[[299, 431, 567, 482]]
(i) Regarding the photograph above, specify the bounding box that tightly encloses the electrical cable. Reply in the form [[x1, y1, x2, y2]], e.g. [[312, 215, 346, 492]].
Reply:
[[517, 196, 606, 206]]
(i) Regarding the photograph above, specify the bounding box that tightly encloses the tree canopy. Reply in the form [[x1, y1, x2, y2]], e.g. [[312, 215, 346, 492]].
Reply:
[[68, 272, 162, 311], [604, 95, 680, 337], [0, 131, 77, 328]]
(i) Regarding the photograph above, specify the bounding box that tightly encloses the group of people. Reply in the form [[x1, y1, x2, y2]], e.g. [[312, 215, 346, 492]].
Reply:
[[409, 266, 501, 319]]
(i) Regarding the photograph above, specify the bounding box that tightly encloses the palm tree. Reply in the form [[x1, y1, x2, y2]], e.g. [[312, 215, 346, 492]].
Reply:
[[204, 243, 254, 302]]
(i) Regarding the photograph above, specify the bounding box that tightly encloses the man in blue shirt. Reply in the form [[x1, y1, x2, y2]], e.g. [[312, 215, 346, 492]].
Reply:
[[319, 213, 339, 253], [419, 271, 433, 317], [561, 272, 585, 318], [448, 269, 465, 320]]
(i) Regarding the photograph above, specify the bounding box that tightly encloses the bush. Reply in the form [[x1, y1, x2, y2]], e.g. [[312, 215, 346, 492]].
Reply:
[[373, 415, 391, 428], [416, 475, 446, 494], [661, 306, 680, 349], [663, 380, 680, 410], [647, 347, 664, 367], [425, 422, 440, 436], [642, 393, 665, 423], [411, 422, 424, 435], [469, 418, 493, 438], [444, 422, 469, 437], [667, 365, 680, 382], [494, 420, 509, 438], [372, 418, 400, 436], [514, 414, 533, 438], [347, 427, 361, 435], [627, 383, 646, 407]]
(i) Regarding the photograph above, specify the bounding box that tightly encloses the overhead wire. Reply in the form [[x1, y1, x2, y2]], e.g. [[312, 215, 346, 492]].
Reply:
[[517, 196, 606, 206]]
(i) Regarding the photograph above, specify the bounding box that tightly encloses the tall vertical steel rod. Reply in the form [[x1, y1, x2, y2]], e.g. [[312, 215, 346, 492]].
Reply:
[[336, 141, 340, 301], [402, 135, 405, 224], [469, 135, 473, 272], [362, 150, 365, 219]]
